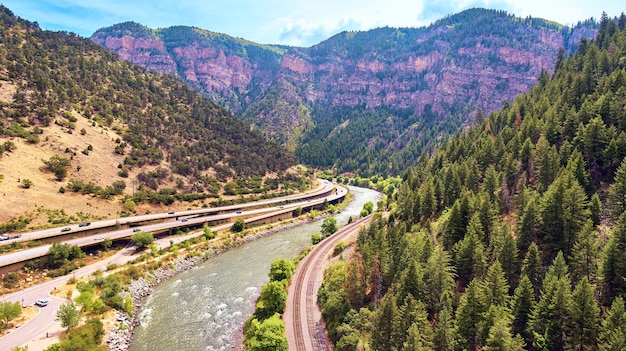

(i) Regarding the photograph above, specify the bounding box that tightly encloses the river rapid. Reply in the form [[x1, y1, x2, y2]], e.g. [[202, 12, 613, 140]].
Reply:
[[128, 185, 381, 351]]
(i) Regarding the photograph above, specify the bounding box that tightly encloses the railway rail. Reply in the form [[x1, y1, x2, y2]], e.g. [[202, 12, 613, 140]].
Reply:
[[287, 215, 372, 350]]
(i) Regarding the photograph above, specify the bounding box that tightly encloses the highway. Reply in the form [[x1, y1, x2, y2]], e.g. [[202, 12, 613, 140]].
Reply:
[[0, 179, 336, 248], [0, 180, 348, 351], [0, 179, 343, 268]]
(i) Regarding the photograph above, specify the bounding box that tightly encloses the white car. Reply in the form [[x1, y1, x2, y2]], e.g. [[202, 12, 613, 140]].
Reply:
[[34, 298, 48, 307]]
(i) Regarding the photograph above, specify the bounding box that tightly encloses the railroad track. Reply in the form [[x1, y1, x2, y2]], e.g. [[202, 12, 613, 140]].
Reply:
[[290, 215, 372, 351]]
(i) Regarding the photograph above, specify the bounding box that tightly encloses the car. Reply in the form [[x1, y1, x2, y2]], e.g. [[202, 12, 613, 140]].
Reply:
[[132, 228, 141, 232], [94, 236, 104, 240], [0, 234, 8, 241], [236, 211, 242, 214], [61, 227, 71, 232], [78, 222, 91, 227], [167, 211, 175, 215], [34, 298, 48, 307], [181, 218, 188, 222]]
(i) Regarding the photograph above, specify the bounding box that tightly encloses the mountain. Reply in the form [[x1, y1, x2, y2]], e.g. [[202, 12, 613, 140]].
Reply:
[[92, 9, 599, 175], [318, 13, 626, 350], [0, 6, 297, 223]]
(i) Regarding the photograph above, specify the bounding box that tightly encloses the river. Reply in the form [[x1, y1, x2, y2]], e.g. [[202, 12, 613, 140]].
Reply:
[[128, 185, 381, 351]]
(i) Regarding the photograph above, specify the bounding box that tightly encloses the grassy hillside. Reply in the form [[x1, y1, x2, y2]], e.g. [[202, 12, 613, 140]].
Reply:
[[0, 6, 301, 226]]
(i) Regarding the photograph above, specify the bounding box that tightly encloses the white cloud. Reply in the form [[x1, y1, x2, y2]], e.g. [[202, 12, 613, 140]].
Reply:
[[2, 0, 623, 46]]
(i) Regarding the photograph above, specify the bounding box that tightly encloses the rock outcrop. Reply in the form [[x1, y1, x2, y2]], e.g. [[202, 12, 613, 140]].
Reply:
[[92, 9, 599, 162]]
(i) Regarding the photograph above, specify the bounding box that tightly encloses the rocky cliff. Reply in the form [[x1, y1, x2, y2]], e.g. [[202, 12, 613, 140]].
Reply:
[[92, 9, 599, 172]]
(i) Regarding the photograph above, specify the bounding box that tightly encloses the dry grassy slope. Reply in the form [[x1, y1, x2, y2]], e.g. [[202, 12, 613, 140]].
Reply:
[[0, 82, 179, 225]]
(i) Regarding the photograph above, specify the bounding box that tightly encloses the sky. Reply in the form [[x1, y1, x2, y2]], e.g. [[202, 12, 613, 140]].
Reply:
[[1, 0, 623, 47]]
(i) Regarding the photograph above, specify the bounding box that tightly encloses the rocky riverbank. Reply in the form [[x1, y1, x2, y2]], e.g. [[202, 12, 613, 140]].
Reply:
[[105, 217, 323, 351]]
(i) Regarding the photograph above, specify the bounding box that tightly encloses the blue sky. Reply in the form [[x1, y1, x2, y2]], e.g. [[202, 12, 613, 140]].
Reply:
[[1, 0, 623, 47]]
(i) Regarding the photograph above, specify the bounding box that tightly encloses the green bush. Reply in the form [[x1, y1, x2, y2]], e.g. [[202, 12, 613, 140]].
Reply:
[[333, 241, 346, 255], [311, 233, 322, 244], [231, 219, 245, 232]]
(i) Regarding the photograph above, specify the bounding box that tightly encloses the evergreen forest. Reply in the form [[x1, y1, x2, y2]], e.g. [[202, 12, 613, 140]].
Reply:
[[318, 13, 626, 351]]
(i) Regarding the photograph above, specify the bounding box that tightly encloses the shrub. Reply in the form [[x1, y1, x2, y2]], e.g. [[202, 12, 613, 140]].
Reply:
[[311, 233, 322, 245], [2, 272, 20, 288], [131, 231, 154, 250], [21, 178, 33, 189], [333, 241, 346, 255], [231, 219, 245, 232]]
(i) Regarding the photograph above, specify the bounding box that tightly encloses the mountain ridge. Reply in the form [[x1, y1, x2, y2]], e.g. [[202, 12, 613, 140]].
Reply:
[[92, 8, 600, 175]]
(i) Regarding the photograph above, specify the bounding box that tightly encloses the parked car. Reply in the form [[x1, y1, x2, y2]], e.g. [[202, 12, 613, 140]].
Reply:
[[0, 234, 8, 241], [61, 227, 71, 232], [78, 222, 91, 227], [34, 298, 48, 307]]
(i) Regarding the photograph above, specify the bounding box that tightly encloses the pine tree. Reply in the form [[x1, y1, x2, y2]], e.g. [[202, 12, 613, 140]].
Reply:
[[434, 290, 455, 351], [455, 279, 486, 351], [368, 254, 383, 306], [569, 220, 599, 284], [482, 306, 526, 351], [393, 296, 433, 351], [424, 246, 456, 315], [398, 184, 417, 223], [535, 136, 558, 192], [483, 165, 500, 202], [403, 323, 431, 351], [476, 193, 497, 243], [527, 252, 572, 351], [517, 198, 539, 254], [510, 275, 535, 345], [521, 243, 542, 299], [539, 171, 589, 262], [568, 277, 600, 351], [566, 150, 591, 195], [608, 157, 626, 219], [444, 196, 471, 249], [598, 297, 626, 351], [481, 260, 510, 307], [602, 211, 626, 301], [539, 174, 565, 260], [371, 294, 397, 351], [398, 261, 426, 304], [560, 172, 590, 257], [344, 252, 366, 307], [421, 179, 436, 220], [519, 137, 533, 169], [453, 224, 487, 288], [499, 230, 520, 288]]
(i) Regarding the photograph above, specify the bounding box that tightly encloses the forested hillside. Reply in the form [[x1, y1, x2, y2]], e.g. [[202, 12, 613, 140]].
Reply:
[[94, 9, 598, 176], [319, 13, 626, 351], [0, 6, 298, 221]]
